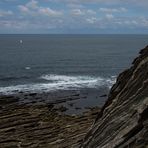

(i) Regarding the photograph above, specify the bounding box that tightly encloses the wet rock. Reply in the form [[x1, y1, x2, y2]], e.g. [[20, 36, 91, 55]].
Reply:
[[68, 103, 74, 107], [57, 106, 68, 112], [29, 93, 37, 96], [0, 96, 19, 105], [99, 94, 107, 97], [73, 94, 80, 97], [75, 107, 81, 110], [47, 104, 54, 110]]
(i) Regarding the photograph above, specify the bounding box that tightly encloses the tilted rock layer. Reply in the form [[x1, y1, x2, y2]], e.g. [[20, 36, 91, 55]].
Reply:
[[81, 46, 148, 148]]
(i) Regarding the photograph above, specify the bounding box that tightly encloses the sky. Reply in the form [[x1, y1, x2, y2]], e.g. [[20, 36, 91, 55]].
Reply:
[[0, 0, 148, 34]]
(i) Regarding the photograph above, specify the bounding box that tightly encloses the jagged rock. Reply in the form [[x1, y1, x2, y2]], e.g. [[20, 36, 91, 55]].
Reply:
[[81, 46, 148, 148]]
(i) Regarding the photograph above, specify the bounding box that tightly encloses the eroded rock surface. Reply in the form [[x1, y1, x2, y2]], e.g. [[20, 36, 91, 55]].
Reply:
[[0, 96, 100, 148], [81, 46, 148, 148]]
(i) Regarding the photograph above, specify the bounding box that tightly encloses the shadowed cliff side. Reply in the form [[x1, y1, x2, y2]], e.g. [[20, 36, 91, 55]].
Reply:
[[81, 46, 148, 148]]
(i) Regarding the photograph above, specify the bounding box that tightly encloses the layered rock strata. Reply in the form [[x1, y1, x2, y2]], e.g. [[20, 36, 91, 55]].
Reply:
[[0, 97, 99, 148], [81, 46, 148, 148]]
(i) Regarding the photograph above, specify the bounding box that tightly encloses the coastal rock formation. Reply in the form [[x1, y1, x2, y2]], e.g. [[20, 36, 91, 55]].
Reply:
[[0, 95, 100, 148], [81, 46, 148, 148]]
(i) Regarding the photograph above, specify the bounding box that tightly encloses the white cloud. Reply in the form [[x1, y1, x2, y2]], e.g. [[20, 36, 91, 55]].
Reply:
[[26, 0, 38, 9], [0, 18, 64, 31], [66, 3, 84, 8], [106, 16, 148, 29], [18, 5, 29, 13], [70, 8, 96, 16], [86, 17, 97, 24], [87, 9, 96, 15], [39, 8, 63, 16], [0, 9, 13, 17], [105, 14, 114, 19], [137, 17, 148, 27], [0, 20, 29, 29], [99, 7, 127, 13], [71, 9, 84, 16], [18, 0, 63, 17]]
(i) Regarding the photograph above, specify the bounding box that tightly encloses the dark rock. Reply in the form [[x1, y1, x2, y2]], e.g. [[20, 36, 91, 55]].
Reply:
[[29, 93, 37, 96], [84, 106, 93, 110], [57, 106, 68, 112], [82, 96, 87, 99], [75, 107, 81, 110], [81, 46, 148, 148], [0, 97, 19, 105], [99, 94, 107, 97], [73, 94, 80, 97], [47, 104, 54, 110], [68, 103, 74, 107]]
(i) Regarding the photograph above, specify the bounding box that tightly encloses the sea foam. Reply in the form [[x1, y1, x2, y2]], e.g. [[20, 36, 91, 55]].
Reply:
[[0, 74, 116, 95]]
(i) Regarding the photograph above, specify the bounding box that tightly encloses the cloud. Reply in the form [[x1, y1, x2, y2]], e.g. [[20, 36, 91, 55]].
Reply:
[[0, 18, 64, 31], [18, 6, 29, 13], [26, 0, 38, 9], [0, 20, 28, 29], [70, 8, 96, 16], [66, 3, 84, 8], [141, 17, 148, 27], [87, 10, 96, 15], [18, 0, 63, 17], [71, 9, 84, 16], [0, 0, 148, 33], [105, 16, 148, 29], [99, 7, 127, 13], [0, 9, 13, 17], [39, 8, 63, 17], [105, 14, 114, 19], [86, 17, 97, 24]]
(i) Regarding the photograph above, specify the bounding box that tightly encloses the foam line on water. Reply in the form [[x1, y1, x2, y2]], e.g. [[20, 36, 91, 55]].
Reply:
[[0, 74, 116, 95]]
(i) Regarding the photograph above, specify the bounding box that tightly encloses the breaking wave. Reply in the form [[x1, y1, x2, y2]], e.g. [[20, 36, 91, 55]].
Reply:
[[0, 74, 116, 95]]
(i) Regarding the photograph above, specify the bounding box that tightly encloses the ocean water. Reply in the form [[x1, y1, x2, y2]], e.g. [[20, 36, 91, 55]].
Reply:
[[0, 34, 147, 95]]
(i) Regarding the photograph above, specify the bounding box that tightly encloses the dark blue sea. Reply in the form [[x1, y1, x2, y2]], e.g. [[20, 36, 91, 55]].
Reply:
[[0, 34, 147, 95]]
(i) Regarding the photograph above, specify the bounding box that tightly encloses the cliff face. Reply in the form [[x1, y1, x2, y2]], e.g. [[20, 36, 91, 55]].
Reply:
[[81, 46, 148, 148]]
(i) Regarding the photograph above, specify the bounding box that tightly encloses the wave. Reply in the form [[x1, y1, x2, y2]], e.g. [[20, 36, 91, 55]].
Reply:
[[0, 74, 116, 95]]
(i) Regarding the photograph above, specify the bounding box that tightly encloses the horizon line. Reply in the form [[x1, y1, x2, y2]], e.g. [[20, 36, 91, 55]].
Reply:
[[0, 33, 148, 35]]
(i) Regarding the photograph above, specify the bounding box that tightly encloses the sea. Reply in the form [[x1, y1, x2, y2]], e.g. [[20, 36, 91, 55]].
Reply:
[[0, 34, 147, 95]]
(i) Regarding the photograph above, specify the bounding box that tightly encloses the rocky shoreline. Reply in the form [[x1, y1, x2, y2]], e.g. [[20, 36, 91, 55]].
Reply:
[[0, 93, 100, 148], [0, 87, 108, 115]]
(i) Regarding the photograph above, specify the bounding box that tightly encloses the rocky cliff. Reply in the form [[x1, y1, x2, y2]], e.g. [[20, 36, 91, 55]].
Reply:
[[81, 46, 148, 148]]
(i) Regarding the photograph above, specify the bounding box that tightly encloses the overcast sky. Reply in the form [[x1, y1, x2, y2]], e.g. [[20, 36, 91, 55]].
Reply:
[[0, 0, 148, 34]]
